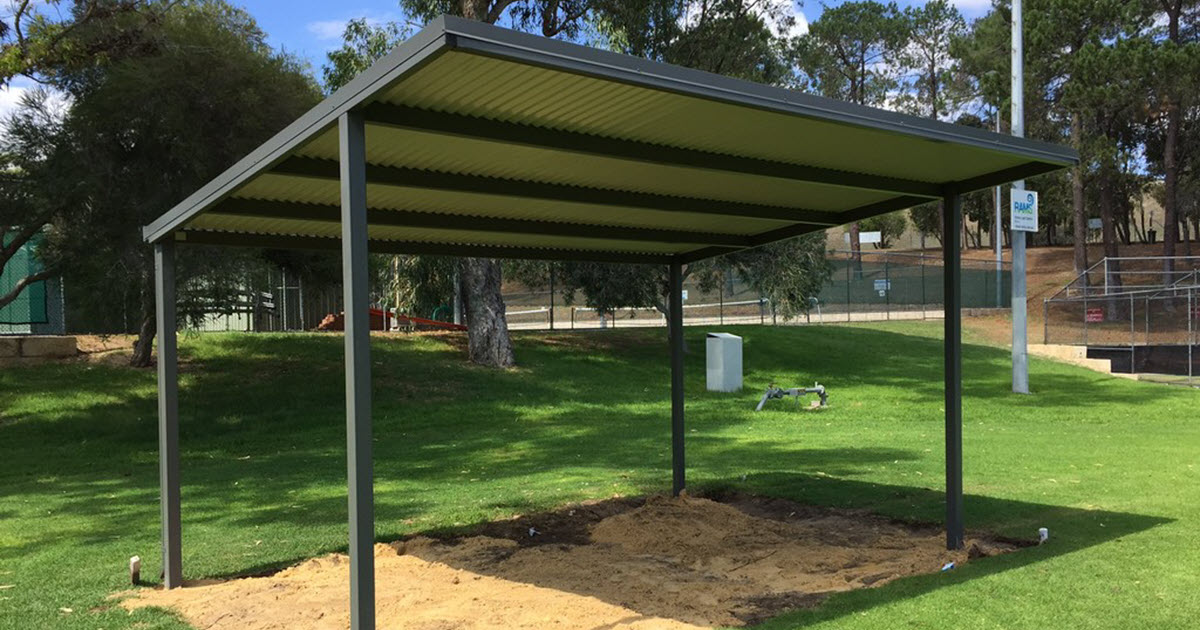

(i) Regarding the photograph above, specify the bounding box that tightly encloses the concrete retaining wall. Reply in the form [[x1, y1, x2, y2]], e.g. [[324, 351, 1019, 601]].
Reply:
[[0, 335, 78, 360]]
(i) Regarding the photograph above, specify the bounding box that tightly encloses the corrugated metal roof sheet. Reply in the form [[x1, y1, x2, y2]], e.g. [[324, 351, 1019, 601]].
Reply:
[[221, 174, 790, 235], [377, 52, 1022, 183], [145, 15, 1077, 263]]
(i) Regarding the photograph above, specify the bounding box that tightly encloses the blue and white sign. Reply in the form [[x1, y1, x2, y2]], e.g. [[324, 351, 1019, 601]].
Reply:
[[1011, 189, 1038, 232]]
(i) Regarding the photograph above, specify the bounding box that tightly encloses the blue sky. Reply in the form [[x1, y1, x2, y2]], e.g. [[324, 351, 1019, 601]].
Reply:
[[0, 1, 996, 116]]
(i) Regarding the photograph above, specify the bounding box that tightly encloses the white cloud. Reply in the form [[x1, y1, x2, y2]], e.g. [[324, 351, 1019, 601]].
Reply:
[[680, 0, 809, 39], [0, 82, 71, 140], [0, 84, 29, 119], [306, 11, 407, 43], [307, 19, 351, 42], [761, 0, 809, 40], [949, 0, 995, 14]]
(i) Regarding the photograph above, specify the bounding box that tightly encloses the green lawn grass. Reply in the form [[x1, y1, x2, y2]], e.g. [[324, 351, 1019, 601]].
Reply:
[[1, 322, 1197, 629]]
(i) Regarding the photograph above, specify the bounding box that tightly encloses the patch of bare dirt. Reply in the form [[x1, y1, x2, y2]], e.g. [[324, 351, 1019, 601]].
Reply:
[[75, 334, 137, 354], [121, 494, 1017, 629]]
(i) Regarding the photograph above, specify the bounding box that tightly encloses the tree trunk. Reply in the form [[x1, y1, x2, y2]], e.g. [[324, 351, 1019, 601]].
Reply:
[[1182, 219, 1193, 256], [1100, 173, 1124, 320], [130, 276, 156, 368], [1100, 174, 1121, 270], [1163, 102, 1180, 277], [1162, 4, 1182, 278], [462, 257, 514, 368], [849, 222, 863, 279], [1070, 116, 1089, 277]]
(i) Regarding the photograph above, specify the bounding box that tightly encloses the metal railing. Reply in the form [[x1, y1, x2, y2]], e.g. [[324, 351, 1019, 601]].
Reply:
[[1047, 256, 1200, 300], [1043, 257, 1199, 384]]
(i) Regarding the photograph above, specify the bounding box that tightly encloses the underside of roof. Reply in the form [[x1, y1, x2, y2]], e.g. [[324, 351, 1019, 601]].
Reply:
[[144, 15, 1077, 264]]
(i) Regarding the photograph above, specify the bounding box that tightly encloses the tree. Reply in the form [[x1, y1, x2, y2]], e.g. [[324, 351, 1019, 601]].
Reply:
[[1145, 0, 1200, 277], [323, 19, 410, 92], [909, 203, 941, 246], [0, 90, 64, 310], [858, 211, 908, 249], [517, 233, 831, 325], [897, 0, 967, 121], [0, 1, 154, 312], [1066, 34, 1155, 289], [793, 1, 909, 271], [0, 1, 148, 85], [32, 1, 319, 365], [954, 0, 1133, 276]]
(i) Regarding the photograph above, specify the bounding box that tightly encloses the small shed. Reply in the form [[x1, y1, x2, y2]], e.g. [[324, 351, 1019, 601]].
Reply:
[[142, 15, 1076, 630]]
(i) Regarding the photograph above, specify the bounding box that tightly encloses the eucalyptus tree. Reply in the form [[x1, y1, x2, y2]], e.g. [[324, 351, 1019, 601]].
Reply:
[[0, 1, 150, 314], [28, 1, 319, 365], [0, 91, 64, 311], [954, 0, 1132, 276], [1144, 0, 1200, 273], [898, 0, 967, 121], [1065, 33, 1158, 288], [792, 0, 909, 270]]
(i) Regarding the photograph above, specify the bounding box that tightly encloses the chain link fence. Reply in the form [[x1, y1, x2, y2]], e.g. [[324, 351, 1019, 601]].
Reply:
[[1, 233, 66, 335], [814, 250, 1010, 322], [501, 250, 1011, 330]]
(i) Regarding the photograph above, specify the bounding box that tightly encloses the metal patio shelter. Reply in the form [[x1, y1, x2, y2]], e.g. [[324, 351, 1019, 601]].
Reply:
[[143, 15, 1076, 630]]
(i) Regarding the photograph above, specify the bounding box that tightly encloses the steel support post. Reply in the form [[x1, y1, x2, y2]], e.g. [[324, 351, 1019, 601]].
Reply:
[[719, 279, 724, 325], [155, 240, 182, 588], [669, 260, 685, 497], [1043, 301, 1049, 344], [885, 260, 891, 320], [846, 257, 852, 322], [340, 110, 375, 630], [942, 191, 965, 551], [1130, 294, 1136, 371], [921, 254, 927, 319], [995, 115, 1004, 309]]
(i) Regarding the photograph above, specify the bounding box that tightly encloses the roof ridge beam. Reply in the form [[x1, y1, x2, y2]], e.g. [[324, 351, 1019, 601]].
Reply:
[[360, 102, 944, 199], [210, 198, 752, 248], [273, 156, 842, 225]]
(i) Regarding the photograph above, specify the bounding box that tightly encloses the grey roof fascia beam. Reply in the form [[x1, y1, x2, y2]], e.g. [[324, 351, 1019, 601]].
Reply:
[[442, 15, 1078, 168], [945, 161, 1067, 196], [675, 194, 928, 265], [750, 195, 928, 246], [272, 156, 841, 225], [177, 229, 677, 265], [209, 198, 754, 247], [362, 101, 946, 199], [141, 18, 455, 244]]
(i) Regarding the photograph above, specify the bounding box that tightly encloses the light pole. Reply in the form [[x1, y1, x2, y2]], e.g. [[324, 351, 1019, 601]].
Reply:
[[1011, 0, 1029, 394]]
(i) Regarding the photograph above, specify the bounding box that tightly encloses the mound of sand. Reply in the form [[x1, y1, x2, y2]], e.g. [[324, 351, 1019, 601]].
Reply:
[[122, 494, 1015, 629]]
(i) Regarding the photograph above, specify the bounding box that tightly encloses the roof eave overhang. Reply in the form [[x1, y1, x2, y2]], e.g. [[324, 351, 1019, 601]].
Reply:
[[142, 14, 1078, 263], [142, 16, 457, 244]]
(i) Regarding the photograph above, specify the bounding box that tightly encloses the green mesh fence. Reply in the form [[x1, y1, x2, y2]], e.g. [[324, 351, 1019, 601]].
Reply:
[[816, 250, 1011, 317], [500, 251, 1010, 330], [0, 232, 49, 326]]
